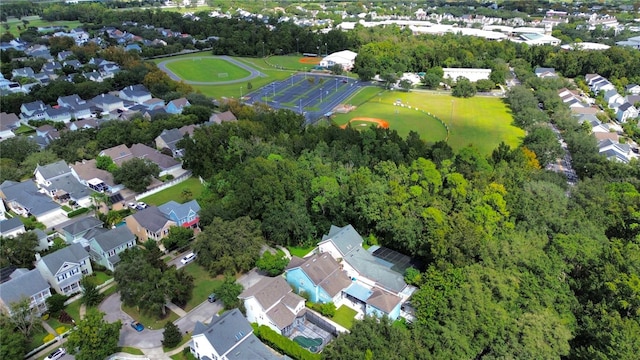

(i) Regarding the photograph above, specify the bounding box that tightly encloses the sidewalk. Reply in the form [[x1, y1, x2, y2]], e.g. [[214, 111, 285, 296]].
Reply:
[[165, 302, 187, 317]]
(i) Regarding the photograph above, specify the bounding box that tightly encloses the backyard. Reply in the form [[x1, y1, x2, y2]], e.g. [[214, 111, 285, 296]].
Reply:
[[331, 305, 357, 330], [138, 177, 205, 205]]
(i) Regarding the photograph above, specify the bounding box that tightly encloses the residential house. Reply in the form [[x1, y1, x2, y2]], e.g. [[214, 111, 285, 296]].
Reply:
[[125, 44, 142, 52], [126, 206, 176, 242], [239, 276, 306, 336], [68, 118, 100, 131], [585, 73, 604, 87], [129, 143, 183, 177], [0, 180, 61, 221], [189, 308, 285, 360], [157, 200, 200, 229], [166, 98, 191, 114], [155, 128, 188, 157], [60, 216, 104, 245], [45, 106, 73, 123], [68, 28, 90, 45], [99, 144, 133, 166], [57, 94, 92, 119], [88, 226, 136, 271], [0, 112, 21, 140], [63, 59, 82, 70], [534, 67, 557, 78], [570, 106, 600, 116], [42, 62, 63, 78], [11, 67, 35, 79], [84, 71, 104, 82], [208, 110, 237, 125], [616, 102, 638, 123], [591, 79, 615, 94], [20, 100, 47, 119], [604, 89, 624, 109], [0, 268, 51, 315], [626, 84, 640, 95], [91, 94, 123, 113], [143, 98, 165, 110], [119, 85, 152, 104], [598, 139, 635, 164], [32, 229, 53, 252], [57, 51, 73, 61], [285, 253, 351, 304], [35, 243, 92, 296], [0, 217, 26, 238], [70, 159, 123, 195], [34, 160, 93, 207]]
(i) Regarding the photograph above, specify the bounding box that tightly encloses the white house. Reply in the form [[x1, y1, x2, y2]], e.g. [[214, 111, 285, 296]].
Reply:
[[616, 102, 638, 123], [0, 268, 51, 316], [35, 243, 93, 296]]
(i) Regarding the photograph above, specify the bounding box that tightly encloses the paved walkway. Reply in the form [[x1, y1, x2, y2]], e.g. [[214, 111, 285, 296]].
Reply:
[[165, 302, 187, 317], [157, 55, 267, 85], [277, 245, 292, 259], [41, 321, 57, 337]]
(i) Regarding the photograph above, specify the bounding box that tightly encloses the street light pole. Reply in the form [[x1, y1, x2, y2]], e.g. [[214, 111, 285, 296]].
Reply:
[[325, 42, 328, 56], [335, 78, 338, 92], [296, 37, 299, 55], [320, 87, 323, 102], [262, 41, 265, 58], [240, 86, 243, 99]]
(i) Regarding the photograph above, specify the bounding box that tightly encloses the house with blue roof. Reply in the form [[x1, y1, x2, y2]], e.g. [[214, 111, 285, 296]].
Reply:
[[189, 308, 285, 360], [0, 268, 51, 315], [0, 180, 62, 221], [158, 200, 201, 228], [126, 200, 200, 244], [35, 243, 92, 296], [88, 226, 136, 270]]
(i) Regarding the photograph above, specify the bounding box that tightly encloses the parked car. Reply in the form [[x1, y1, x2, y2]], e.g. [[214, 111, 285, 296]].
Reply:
[[127, 202, 137, 209], [208, 293, 217, 303], [180, 252, 196, 265], [46, 348, 66, 360], [131, 321, 144, 332], [136, 202, 148, 210]]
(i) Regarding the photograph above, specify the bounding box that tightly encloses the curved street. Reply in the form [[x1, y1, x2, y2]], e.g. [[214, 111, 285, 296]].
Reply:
[[156, 55, 267, 85]]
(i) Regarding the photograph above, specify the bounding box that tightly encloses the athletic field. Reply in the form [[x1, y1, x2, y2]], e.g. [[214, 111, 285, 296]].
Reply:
[[163, 58, 250, 82]]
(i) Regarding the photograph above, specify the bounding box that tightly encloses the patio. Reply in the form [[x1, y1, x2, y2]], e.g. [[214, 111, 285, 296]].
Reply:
[[289, 317, 334, 353]]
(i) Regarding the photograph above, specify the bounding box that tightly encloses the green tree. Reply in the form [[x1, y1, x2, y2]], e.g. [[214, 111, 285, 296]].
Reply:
[[216, 275, 243, 310], [0, 232, 39, 268], [8, 297, 42, 337], [162, 226, 194, 252], [451, 77, 476, 98], [522, 126, 563, 166], [255, 251, 289, 276], [329, 64, 343, 75], [95, 155, 115, 171], [162, 322, 182, 348], [0, 315, 27, 360], [45, 294, 68, 316], [0, 137, 39, 163], [422, 72, 442, 89], [81, 276, 103, 307], [112, 158, 160, 193], [475, 79, 495, 92], [66, 309, 120, 360]]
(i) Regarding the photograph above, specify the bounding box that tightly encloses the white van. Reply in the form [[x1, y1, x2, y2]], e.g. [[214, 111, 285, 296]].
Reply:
[[180, 252, 196, 265]]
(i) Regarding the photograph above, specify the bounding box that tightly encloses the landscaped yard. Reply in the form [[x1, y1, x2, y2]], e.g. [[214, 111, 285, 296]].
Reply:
[[122, 304, 179, 331], [331, 305, 357, 330], [181, 263, 223, 312], [287, 245, 316, 258], [65, 299, 82, 322], [88, 271, 112, 286], [138, 177, 205, 205], [27, 325, 49, 353], [164, 58, 250, 82]]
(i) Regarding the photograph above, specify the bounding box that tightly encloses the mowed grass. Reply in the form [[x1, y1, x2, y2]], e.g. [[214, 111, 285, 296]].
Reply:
[[122, 303, 179, 330], [181, 262, 223, 312], [153, 53, 296, 98], [336, 90, 523, 155], [2, 17, 83, 37], [288, 245, 316, 258], [331, 305, 358, 330], [139, 177, 204, 205], [265, 55, 312, 71], [164, 58, 250, 82], [333, 94, 447, 143]]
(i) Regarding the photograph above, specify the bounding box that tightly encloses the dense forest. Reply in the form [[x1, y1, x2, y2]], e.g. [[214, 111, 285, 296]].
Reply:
[[1, 3, 640, 358]]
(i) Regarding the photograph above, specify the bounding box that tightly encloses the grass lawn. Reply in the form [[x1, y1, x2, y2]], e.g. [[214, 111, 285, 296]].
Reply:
[[2, 17, 83, 37], [181, 262, 224, 311], [331, 306, 357, 330], [165, 58, 250, 82], [14, 124, 35, 135], [118, 346, 145, 355], [138, 177, 204, 205], [27, 325, 49, 352], [265, 55, 311, 71], [335, 90, 523, 155], [333, 95, 447, 142], [122, 304, 179, 331], [65, 300, 82, 322], [89, 271, 112, 286], [100, 284, 118, 298], [46, 317, 70, 335], [287, 245, 315, 258]]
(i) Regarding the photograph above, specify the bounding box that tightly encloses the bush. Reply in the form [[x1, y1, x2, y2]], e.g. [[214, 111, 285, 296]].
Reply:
[[46, 294, 68, 316], [55, 326, 67, 334], [253, 324, 321, 360], [43, 333, 55, 343], [67, 207, 89, 218], [58, 310, 73, 324]]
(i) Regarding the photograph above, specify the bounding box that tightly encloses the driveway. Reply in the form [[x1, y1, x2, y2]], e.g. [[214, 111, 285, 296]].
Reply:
[[167, 249, 195, 270], [237, 268, 267, 290], [99, 292, 223, 349]]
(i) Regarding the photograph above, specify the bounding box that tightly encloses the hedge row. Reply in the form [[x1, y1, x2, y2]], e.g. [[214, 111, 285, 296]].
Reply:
[[252, 324, 321, 360], [67, 207, 90, 218]]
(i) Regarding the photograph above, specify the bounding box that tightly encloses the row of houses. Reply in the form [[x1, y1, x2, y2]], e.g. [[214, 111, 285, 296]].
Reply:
[[0, 197, 202, 316]]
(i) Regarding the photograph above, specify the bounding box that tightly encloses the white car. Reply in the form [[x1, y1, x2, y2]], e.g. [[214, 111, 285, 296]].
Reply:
[[46, 348, 66, 360], [180, 252, 196, 265], [136, 202, 148, 210]]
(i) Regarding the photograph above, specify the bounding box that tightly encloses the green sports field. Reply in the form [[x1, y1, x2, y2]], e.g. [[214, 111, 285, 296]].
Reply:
[[334, 89, 523, 154], [164, 58, 250, 82], [265, 55, 318, 71], [3, 17, 83, 37]]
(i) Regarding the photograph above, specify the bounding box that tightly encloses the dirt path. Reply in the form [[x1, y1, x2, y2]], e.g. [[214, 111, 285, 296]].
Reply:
[[156, 55, 267, 85]]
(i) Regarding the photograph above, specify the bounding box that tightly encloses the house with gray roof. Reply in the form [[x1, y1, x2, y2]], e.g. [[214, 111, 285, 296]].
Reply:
[[125, 206, 175, 243], [129, 143, 183, 176], [0, 112, 21, 140], [166, 97, 190, 114], [11, 67, 35, 79], [70, 159, 123, 194], [0, 217, 25, 238], [119, 85, 152, 104], [0, 180, 61, 221], [189, 308, 285, 360], [35, 243, 92, 296], [0, 268, 51, 315], [60, 216, 104, 245], [155, 128, 187, 158], [88, 226, 136, 270], [208, 110, 237, 125], [285, 253, 351, 304], [45, 106, 72, 123], [616, 102, 638, 123], [239, 276, 306, 336], [534, 67, 557, 78], [34, 160, 93, 207], [20, 100, 47, 119]]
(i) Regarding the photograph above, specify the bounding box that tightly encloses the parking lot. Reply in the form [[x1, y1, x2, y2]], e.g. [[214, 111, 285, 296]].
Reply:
[[244, 73, 366, 124]]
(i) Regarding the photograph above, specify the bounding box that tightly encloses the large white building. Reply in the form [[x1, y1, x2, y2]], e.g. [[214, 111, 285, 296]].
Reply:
[[320, 50, 358, 71], [443, 68, 492, 83]]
